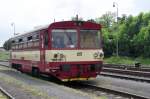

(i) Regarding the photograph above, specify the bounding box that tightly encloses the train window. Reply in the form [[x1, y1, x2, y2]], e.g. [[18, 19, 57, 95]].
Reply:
[[80, 30, 101, 49], [36, 35, 39, 39], [44, 30, 49, 48], [28, 41, 33, 47], [52, 29, 77, 48], [19, 38, 23, 42], [11, 40, 16, 49], [23, 37, 27, 42], [33, 33, 39, 40], [19, 44, 22, 49], [15, 44, 18, 49], [23, 43, 27, 48], [27, 36, 33, 41], [34, 41, 39, 47], [12, 46, 15, 49], [12, 40, 15, 44]]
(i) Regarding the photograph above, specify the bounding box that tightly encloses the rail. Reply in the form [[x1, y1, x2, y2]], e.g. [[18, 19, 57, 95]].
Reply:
[[101, 72, 150, 83], [0, 86, 14, 99], [80, 83, 149, 99], [103, 63, 150, 70], [0, 61, 149, 99], [102, 67, 150, 77]]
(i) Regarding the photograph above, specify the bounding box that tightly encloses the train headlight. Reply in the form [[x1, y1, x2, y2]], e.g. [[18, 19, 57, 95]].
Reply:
[[94, 53, 98, 58], [53, 53, 66, 61], [93, 51, 104, 59], [99, 52, 104, 58], [54, 54, 58, 58]]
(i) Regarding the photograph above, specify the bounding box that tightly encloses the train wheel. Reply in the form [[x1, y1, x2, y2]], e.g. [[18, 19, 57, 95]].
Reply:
[[32, 68, 39, 77], [18, 66, 23, 73]]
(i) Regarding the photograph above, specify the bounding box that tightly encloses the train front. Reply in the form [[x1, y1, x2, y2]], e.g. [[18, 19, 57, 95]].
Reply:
[[46, 21, 104, 81]]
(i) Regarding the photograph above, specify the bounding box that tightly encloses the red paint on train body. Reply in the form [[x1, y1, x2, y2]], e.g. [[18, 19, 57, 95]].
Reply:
[[10, 21, 104, 81]]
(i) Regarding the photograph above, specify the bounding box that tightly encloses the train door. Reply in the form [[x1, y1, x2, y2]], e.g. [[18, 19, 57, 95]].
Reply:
[[40, 30, 49, 72]]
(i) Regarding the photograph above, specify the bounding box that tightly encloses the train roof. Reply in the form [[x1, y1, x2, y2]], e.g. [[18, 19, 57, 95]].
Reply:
[[10, 21, 101, 40], [50, 21, 101, 29], [10, 25, 49, 40]]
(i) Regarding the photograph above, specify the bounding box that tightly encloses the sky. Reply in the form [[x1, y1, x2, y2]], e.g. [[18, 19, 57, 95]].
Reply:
[[0, 0, 150, 46]]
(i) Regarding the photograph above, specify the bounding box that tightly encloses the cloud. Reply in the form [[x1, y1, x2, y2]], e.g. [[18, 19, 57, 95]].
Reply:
[[0, 0, 149, 46]]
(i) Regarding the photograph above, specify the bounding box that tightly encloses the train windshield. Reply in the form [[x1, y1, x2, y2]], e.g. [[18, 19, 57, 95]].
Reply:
[[52, 29, 77, 48], [80, 30, 101, 49]]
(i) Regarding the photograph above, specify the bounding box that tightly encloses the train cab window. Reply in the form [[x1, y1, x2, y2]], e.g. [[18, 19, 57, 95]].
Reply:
[[80, 30, 101, 49], [52, 29, 77, 48]]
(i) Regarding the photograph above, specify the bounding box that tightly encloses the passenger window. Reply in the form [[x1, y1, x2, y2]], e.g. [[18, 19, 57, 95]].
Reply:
[[27, 36, 33, 41], [36, 35, 39, 39], [19, 38, 23, 42], [12, 40, 15, 44]]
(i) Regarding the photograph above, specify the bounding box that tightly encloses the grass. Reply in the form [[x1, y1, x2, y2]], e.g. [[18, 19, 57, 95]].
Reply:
[[0, 92, 7, 99], [0, 67, 54, 99], [0, 66, 102, 99], [1, 50, 150, 66], [104, 56, 135, 65], [104, 56, 150, 66], [136, 57, 150, 65], [0, 51, 10, 60]]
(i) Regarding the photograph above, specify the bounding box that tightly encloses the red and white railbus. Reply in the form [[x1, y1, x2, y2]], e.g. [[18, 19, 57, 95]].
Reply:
[[10, 21, 104, 81]]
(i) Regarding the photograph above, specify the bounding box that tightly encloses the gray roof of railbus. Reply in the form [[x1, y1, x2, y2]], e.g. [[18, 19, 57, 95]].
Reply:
[[10, 24, 49, 40]]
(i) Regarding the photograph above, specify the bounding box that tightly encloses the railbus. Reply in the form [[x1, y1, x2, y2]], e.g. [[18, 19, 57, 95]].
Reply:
[[10, 21, 104, 81]]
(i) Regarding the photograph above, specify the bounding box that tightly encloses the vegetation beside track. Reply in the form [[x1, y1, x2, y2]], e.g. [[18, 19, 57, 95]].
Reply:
[[1, 51, 150, 66], [0, 51, 9, 60], [104, 56, 150, 66], [0, 66, 53, 99], [0, 91, 7, 99]]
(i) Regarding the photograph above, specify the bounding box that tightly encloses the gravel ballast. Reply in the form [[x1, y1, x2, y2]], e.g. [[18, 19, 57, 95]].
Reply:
[[0, 66, 99, 99]]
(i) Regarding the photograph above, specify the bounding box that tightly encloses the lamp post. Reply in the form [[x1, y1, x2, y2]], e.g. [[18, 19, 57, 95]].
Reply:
[[11, 22, 16, 36], [113, 2, 119, 57]]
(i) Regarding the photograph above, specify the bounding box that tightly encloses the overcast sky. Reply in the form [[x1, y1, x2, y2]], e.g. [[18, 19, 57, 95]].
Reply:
[[0, 0, 150, 46]]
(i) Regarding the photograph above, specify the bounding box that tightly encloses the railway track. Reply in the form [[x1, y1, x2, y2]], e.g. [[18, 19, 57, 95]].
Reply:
[[35, 73, 150, 99], [102, 65, 150, 83], [102, 67, 150, 77], [101, 72, 150, 83], [1, 61, 150, 82], [0, 61, 10, 67], [66, 82, 149, 99], [81, 83, 149, 99], [103, 63, 150, 72], [102, 63, 150, 80], [0, 86, 14, 99], [0, 62, 150, 99]]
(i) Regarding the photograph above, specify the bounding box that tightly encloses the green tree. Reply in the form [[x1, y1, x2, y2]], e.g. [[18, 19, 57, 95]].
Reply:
[[97, 12, 150, 57], [95, 12, 116, 56], [133, 21, 150, 57], [3, 39, 11, 50], [95, 11, 115, 28]]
